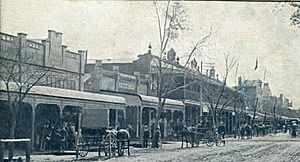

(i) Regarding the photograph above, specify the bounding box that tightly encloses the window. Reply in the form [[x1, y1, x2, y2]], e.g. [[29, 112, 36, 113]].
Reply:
[[67, 53, 77, 59], [28, 43, 39, 49], [1, 35, 12, 41]]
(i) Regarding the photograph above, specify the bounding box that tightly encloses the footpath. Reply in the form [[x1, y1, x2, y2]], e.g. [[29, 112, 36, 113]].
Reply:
[[6, 133, 300, 162]]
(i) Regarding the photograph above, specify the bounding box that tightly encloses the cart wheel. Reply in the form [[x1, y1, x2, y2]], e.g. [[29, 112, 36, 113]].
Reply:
[[205, 136, 215, 147], [78, 144, 89, 157], [105, 133, 117, 157]]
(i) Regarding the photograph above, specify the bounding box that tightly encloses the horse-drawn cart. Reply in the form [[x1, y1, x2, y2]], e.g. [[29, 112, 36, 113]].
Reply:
[[180, 115, 224, 148], [179, 127, 218, 148], [76, 128, 130, 159], [75, 107, 130, 159]]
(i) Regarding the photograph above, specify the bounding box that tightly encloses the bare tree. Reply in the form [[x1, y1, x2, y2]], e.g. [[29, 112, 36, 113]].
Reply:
[[202, 52, 238, 128], [0, 40, 72, 159], [151, 0, 212, 147]]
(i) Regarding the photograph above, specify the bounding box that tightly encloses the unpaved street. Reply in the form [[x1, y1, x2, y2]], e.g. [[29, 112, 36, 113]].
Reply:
[[105, 141, 300, 162], [30, 133, 300, 162]]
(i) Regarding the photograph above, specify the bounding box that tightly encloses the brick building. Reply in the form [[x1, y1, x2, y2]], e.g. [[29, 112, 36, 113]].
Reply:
[[0, 30, 87, 141], [85, 46, 245, 135], [0, 30, 86, 91]]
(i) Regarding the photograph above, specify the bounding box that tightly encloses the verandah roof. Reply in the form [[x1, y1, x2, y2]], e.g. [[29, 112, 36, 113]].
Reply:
[[0, 81, 126, 105]]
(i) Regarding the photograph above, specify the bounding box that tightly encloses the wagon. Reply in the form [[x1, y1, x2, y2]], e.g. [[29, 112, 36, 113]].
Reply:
[[76, 128, 106, 158], [179, 127, 219, 148], [76, 128, 130, 158], [75, 103, 127, 158], [98, 129, 118, 158], [179, 116, 224, 148]]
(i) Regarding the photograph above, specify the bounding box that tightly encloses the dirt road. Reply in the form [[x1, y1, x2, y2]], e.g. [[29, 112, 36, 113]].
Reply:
[[30, 133, 300, 162]]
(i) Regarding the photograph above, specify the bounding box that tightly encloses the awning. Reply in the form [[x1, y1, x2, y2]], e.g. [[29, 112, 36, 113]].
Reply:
[[281, 116, 290, 120], [29, 86, 126, 104], [223, 106, 234, 112], [99, 91, 141, 107], [184, 100, 201, 106], [139, 95, 184, 111]]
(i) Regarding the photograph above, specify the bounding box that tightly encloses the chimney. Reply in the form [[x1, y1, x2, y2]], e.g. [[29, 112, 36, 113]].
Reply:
[[78, 50, 86, 74], [17, 33, 27, 58], [17, 32, 27, 47], [42, 39, 50, 66], [48, 30, 56, 40], [48, 30, 62, 45], [61, 45, 67, 68], [56, 32, 63, 45]]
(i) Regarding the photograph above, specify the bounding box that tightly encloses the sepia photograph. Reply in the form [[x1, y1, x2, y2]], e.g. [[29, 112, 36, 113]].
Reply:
[[1, 0, 300, 161]]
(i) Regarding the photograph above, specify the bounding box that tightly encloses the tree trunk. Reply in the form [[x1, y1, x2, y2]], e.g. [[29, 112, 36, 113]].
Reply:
[[151, 107, 162, 148], [8, 102, 17, 161]]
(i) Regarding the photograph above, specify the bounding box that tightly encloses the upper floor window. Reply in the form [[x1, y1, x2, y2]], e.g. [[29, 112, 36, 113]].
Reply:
[[28, 43, 39, 49], [1, 35, 14, 41], [67, 53, 77, 59]]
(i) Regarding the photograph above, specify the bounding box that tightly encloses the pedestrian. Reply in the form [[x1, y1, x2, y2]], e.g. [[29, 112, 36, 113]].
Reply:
[[291, 121, 297, 138], [153, 126, 161, 148], [218, 122, 226, 145], [245, 124, 252, 139], [143, 126, 150, 148], [240, 124, 245, 139], [218, 122, 226, 139], [67, 123, 76, 150], [128, 124, 135, 139], [60, 123, 68, 150], [283, 125, 287, 133]]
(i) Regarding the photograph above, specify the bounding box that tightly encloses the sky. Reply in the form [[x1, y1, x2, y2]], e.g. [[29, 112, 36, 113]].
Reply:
[[1, 0, 300, 107]]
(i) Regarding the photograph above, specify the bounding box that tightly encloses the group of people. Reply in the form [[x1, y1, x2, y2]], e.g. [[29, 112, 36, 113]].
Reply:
[[142, 125, 161, 148], [238, 123, 253, 139], [39, 122, 76, 151]]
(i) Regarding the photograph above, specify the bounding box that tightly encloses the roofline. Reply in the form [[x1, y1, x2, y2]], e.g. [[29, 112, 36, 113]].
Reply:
[[98, 89, 184, 106], [0, 90, 125, 105]]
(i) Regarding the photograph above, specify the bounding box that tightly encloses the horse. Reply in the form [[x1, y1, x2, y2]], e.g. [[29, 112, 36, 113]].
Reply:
[[179, 126, 203, 148], [116, 129, 130, 156]]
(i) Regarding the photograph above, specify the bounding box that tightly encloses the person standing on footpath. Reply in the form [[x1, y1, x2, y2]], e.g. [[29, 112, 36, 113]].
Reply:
[[143, 126, 150, 148], [153, 126, 161, 148], [291, 121, 297, 138]]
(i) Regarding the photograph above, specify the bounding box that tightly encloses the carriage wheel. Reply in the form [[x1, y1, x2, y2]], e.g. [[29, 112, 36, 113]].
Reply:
[[105, 133, 117, 157], [78, 144, 89, 157], [205, 136, 215, 147]]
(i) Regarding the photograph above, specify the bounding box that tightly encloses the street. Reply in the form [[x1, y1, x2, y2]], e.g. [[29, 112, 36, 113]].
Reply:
[[29, 133, 300, 162]]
